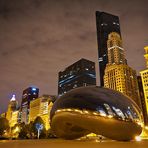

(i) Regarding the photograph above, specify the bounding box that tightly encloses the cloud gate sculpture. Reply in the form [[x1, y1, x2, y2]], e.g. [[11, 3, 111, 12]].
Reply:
[[50, 86, 143, 141]]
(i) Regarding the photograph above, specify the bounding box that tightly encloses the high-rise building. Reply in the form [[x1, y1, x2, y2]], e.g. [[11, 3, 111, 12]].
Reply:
[[6, 95, 18, 121], [29, 95, 53, 130], [58, 58, 96, 96], [104, 32, 140, 107], [40, 96, 53, 130], [29, 98, 40, 122], [96, 11, 121, 86], [140, 46, 148, 126], [107, 32, 126, 65], [9, 110, 19, 127], [21, 87, 39, 124], [0, 112, 6, 118], [137, 76, 148, 125]]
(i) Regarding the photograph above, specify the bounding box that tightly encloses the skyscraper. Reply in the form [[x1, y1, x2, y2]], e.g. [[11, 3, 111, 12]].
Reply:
[[9, 110, 19, 127], [96, 11, 121, 86], [21, 87, 39, 124], [58, 58, 96, 96], [140, 46, 148, 126], [29, 95, 53, 130], [104, 32, 140, 107], [107, 32, 126, 65], [6, 95, 18, 121], [137, 76, 148, 125]]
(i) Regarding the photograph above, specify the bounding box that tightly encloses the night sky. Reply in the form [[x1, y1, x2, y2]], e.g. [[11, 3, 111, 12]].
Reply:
[[0, 0, 148, 113]]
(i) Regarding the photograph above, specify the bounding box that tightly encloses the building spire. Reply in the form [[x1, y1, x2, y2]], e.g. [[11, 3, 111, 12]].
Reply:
[[10, 94, 16, 101]]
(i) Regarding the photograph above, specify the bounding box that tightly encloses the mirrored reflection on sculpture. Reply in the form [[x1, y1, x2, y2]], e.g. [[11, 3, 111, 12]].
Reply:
[[50, 86, 143, 141]]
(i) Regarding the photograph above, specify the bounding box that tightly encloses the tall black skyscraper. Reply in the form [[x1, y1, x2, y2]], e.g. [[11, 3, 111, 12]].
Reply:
[[58, 58, 96, 96], [96, 11, 121, 86], [21, 87, 39, 124]]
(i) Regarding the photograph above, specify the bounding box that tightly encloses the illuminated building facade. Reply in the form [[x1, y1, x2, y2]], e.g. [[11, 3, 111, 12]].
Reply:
[[58, 58, 96, 96], [40, 100, 53, 130], [29, 98, 40, 122], [137, 76, 148, 125], [96, 11, 121, 86], [0, 112, 6, 118], [29, 95, 53, 130], [140, 46, 148, 126], [21, 87, 39, 124], [6, 95, 18, 121], [9, 110, 19, 127], [104, 32, 140, 107]]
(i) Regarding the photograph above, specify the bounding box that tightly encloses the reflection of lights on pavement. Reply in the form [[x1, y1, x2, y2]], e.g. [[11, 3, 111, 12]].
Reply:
[[95, 139, 99, 142], [135, 136, 141, 141]]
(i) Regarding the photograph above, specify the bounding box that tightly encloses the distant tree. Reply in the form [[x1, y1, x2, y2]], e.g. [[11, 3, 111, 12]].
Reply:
[[26, 121, 34, 138], [0, 117, 9, 136], [10, 124, 20, 139], [11, 123, 19, 132], [18, 117, 47, 139], [18, 122, 28, 139]]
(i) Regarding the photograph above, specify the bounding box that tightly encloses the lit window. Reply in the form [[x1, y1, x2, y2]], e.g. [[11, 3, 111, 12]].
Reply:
[[99, 57, 103, 62], [32, 88, 37, 91]]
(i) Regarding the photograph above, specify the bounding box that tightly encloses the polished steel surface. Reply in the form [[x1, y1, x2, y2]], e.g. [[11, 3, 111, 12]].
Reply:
[[50, 86, 143, 141]]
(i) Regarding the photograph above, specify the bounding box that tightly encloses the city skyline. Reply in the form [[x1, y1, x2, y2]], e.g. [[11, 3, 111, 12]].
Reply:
[[0, 0, 148, 113]]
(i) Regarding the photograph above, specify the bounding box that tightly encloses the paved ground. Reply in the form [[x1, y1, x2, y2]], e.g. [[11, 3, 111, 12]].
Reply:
[[0, 139, 148, 148]]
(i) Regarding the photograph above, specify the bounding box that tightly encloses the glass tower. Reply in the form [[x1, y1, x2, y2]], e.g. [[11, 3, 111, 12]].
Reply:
[[21, 87, 39, 124], [58, 58, 96, 96]]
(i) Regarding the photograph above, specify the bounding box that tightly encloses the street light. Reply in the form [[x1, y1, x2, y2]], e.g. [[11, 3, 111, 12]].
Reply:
[[35, 123, 43, 139], [135, 136, 141, 142]]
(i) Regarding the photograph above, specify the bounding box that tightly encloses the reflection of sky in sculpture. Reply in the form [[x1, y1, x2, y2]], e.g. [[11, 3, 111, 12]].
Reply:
[[51, 86, 143, 123]]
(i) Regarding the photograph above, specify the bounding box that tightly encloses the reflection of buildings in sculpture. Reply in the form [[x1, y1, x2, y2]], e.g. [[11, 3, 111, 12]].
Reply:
[[140, 46, 148, 126], [21, 87, 39, 124], [96, 11, 121, 86], [29, 95, 53, 130], [104, 32, 141, 108], [50, 86, 143, 141], [6, 95, 18, 122], [58, 58, 96, 96]]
